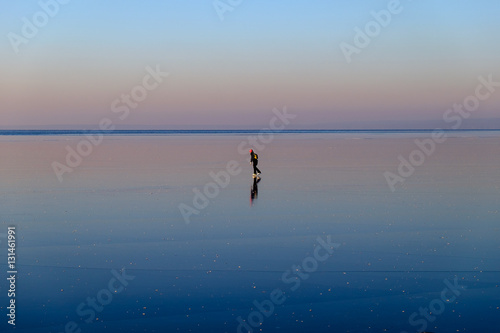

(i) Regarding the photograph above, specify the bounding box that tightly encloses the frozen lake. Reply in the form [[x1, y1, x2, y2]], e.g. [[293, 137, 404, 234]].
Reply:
[[0, 131, 499, 332]]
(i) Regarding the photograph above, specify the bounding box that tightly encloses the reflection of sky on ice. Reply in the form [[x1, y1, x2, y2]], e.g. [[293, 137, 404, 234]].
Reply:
[[0, 133, 499, 332], [0, 233, 6, 247]]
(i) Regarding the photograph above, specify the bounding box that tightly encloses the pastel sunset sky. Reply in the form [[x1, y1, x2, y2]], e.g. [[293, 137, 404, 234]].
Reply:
[[1, 0, 499, 129]]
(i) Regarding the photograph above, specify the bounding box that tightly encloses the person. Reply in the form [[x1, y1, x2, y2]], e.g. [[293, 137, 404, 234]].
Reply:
[[249, 149, 261, 176]]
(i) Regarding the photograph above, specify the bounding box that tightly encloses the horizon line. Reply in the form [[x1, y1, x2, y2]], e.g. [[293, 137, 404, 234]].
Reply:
[[1, 129, 500, 135]]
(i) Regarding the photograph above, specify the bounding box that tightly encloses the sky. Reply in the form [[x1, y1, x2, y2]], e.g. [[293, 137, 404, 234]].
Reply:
[[1, 0, 500, 129]]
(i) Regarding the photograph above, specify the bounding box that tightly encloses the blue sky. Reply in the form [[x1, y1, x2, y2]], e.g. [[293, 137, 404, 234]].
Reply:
[[1, 0, 499, 129]]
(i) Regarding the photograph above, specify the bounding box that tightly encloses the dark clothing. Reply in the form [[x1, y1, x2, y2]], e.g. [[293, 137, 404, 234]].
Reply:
[[253, 163, 261, 175], [250, 152, 261, 174], [250, 152, 258, 163]]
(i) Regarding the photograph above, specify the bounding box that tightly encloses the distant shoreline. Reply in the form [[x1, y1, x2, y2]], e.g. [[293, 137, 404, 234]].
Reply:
[[0, 129, 499, 136]]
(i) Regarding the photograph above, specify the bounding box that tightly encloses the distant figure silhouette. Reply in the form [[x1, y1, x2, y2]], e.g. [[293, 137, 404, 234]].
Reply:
[[249, 149, 261, 176], [250, 176, 261, 206]]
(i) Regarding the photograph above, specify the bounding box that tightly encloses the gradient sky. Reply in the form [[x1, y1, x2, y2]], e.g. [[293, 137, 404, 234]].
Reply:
[[1, 0, 500, 129]]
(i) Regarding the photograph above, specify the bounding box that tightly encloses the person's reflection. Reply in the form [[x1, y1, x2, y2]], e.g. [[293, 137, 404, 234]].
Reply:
[[250, 176, 261, 206]]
